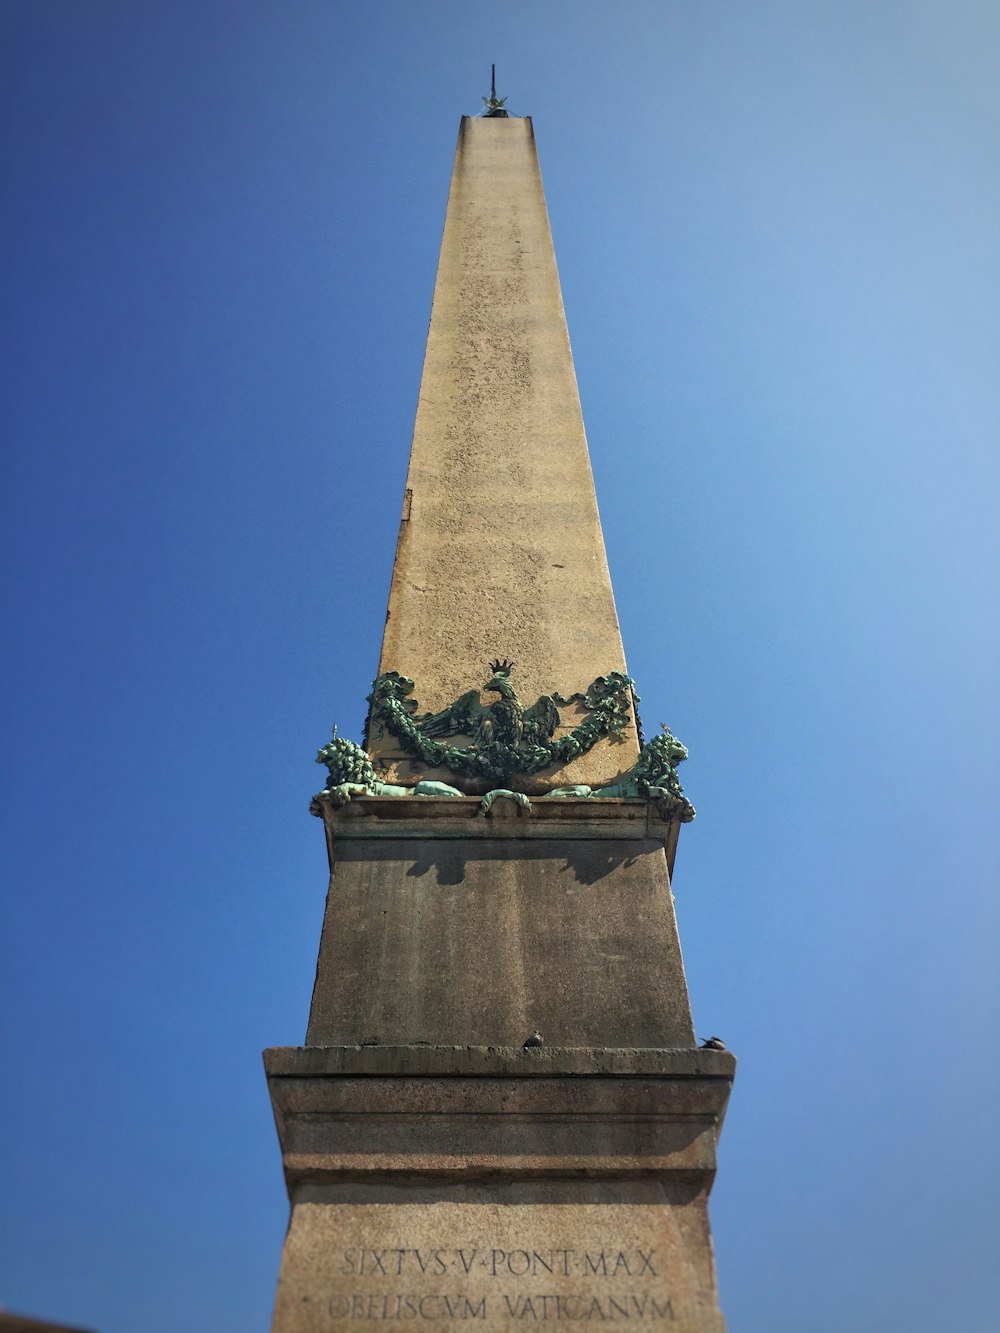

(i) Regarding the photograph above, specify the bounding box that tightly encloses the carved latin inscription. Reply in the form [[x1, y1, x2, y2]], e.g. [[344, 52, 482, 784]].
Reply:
[[273, 1200, 716, 1331], [325, 1244, 672, 1322]]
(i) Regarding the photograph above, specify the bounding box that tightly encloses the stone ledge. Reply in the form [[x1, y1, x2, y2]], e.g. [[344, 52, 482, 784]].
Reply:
[[318, 796, 682, 846], [268, 1077, 732, 1119], [264, 1056, 734, 1189], [315, 797, 685, 875], [264, 1045, 734, 1080]]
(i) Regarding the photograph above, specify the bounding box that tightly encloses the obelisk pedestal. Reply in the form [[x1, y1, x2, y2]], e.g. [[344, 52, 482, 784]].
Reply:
[[266, 799, 732, 1330], [265, 113, 733, 1330]]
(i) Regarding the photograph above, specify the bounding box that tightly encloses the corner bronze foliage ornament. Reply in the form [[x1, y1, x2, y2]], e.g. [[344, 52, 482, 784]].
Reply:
[[309, 729, 465, 815], [549, 726, 696, 821], [367, 661, 636, 783]]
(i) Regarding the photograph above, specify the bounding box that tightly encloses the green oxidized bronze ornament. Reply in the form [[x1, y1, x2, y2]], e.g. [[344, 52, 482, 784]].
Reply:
[[310, 729, 465, 815], [366, 661, 637, 784], [549, 726, 696, 822], [312, 664, 694, 822]]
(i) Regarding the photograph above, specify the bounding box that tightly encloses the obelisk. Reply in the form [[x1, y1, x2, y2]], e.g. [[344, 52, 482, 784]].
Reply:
[[265, 103, 734, 1332], [371, 113, 633, 792]]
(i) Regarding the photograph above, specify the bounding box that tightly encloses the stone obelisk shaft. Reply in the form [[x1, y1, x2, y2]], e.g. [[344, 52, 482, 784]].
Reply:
[[374, 117, 637, 788]]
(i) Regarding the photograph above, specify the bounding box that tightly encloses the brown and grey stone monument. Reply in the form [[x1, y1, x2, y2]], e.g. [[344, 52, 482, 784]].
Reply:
[[265, 104, 734, 1331]]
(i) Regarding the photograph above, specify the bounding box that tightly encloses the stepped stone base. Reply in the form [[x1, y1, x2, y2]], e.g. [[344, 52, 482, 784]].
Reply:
[[265, 1046, 733, 1331]]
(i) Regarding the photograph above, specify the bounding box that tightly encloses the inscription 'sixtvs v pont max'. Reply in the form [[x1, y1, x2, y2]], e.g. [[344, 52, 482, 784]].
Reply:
[[341, 1246, 660, 1278]]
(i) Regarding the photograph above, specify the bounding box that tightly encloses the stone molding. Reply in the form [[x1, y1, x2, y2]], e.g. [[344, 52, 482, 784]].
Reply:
[[315, 796, 684, 874], [264, 1045, 734, 1079], [264, 1047, 734, 1193]]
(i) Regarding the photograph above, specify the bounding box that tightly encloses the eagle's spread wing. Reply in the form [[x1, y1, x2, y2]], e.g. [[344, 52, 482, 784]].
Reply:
[[522, 694, 560, 745], [414, 689, 488, 739]]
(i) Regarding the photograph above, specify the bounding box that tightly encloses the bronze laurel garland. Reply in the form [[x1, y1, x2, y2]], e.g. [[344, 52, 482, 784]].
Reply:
[[366, 668, 637, 785]]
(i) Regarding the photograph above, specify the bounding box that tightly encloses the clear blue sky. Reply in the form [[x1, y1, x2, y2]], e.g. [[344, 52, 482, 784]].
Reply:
[[2, 3, 998, 1330]]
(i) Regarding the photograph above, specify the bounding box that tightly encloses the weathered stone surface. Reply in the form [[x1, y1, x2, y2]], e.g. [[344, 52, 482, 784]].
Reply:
[[271, 1181, 725, 1332], [305, 826, 695, 1050], [371, 117, 638, 792]]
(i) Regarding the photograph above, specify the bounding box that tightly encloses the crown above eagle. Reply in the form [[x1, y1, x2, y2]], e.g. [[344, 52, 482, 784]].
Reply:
[[488, 658, 515, 677]]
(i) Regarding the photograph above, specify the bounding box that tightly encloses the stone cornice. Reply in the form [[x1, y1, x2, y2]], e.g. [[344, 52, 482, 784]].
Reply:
[[315, 796, 685, 875]]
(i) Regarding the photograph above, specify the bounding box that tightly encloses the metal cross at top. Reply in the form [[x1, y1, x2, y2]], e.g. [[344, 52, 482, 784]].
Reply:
[[482, 64, 509, 117]]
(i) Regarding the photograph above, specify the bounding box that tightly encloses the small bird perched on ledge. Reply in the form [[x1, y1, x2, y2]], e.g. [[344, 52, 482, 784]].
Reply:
[[523, 1030, 544, 1048], [700, 1036, 727, 1051]]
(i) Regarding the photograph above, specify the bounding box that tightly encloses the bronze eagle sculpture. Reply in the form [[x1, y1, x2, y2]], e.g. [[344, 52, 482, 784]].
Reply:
[[414, 660, 560, 750]]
